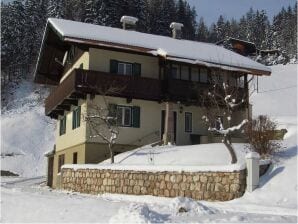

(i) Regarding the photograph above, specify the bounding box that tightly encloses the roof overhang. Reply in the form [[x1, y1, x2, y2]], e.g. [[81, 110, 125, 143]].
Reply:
[[34, 22, 70, 85]]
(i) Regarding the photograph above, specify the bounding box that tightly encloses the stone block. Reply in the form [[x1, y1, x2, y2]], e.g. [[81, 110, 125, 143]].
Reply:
[[165, 174, 170, 182], [230, 184, 240, 192], [164, 189, 170, 197], [160, 181, 166, 189], [200, 175, 207, 183]]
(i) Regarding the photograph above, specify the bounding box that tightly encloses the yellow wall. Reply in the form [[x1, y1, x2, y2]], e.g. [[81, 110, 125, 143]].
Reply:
[[52, 143, 86, 188], [55, 100, 87, 151], [85, 95, 218, 146], [89, 48, 159, 79], [86, 95, 162, 146], [60, 51, 89, 83]]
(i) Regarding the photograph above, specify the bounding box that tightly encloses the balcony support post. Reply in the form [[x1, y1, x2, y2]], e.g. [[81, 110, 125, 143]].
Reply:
[[162, 102, 174, 145]]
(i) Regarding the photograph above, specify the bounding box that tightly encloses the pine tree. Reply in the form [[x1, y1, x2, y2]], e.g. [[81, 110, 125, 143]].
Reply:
[[1, 0, 26, 67], [215, 15, 226, 41], [196, 17, 208, 42], [47, 0, 65, 18]]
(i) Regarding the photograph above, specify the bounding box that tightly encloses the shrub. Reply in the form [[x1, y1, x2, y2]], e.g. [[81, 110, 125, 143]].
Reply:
[[245, 115, 282, 158]]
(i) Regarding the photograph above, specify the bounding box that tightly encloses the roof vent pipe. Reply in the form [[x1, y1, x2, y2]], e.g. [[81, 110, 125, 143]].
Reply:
[[120, 16, 138, 31], [170, 22, 183, 39]]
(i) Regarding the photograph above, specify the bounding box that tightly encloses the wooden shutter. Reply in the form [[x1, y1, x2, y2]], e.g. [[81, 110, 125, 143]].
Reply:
[[72, 111, 76, 130], [77, 106, 81, 127], [108, 104, 117, 125], [110, 60, 118, 74], [60, 116, 66, 135], [133, 63, 141, 76], [132, 106, 140, 128]]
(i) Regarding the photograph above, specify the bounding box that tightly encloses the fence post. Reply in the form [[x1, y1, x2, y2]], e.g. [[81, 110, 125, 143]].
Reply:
[[246, 152, 260, 192]]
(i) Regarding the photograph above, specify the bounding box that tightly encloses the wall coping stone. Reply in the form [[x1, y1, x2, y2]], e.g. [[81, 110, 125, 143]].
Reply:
[[62, 163, 245, 173]]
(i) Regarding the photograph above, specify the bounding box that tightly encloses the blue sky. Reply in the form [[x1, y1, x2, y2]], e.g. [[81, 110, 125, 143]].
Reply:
[[187, 0, 296, 25]]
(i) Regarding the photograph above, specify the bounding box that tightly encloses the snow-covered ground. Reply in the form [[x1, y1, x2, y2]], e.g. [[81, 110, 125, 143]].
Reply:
[[1, 64, 297, 222], [64, 143, 250, 172], [1, 174, 296, 223]]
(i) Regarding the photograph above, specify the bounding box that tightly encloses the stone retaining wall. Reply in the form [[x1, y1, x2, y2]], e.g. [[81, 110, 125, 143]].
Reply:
[[61, 168, 246, 201]]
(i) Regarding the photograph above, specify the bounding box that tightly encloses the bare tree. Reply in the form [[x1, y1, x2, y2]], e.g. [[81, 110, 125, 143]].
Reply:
[[201, 74, 249, 164], [84, 85, 124, 164]]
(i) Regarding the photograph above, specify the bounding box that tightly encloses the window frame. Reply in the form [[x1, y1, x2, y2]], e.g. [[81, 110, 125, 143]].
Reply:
[[117, 61, 133, 75], [185, 112, 193, 133], [72, 106, 81, 130], [117, 106, 132, 127]]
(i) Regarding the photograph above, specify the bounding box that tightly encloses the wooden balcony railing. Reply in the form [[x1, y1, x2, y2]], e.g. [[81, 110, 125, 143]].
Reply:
[[45, 69, 162, 118], [44, 68, 248, 119]]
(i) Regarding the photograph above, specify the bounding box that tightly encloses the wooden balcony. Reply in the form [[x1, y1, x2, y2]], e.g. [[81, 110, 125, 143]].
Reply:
[[45, 69, 248, 119], [45, 69, 162, 118]]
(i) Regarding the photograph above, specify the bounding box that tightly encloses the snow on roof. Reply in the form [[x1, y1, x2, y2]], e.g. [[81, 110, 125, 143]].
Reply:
[[47, 18, 271, 75]]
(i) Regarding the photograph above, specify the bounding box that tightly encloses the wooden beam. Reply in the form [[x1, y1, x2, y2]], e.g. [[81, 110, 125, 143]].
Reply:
[[52, 109, 64, 116], [56, 105, 71, 111], [68, 92, 86, 99], [61, 99, 78, 106]]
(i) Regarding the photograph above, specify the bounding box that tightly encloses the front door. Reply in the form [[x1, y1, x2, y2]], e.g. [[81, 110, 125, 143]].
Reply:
[[47, 156, 54, 187], [161, 110, 177, 143]]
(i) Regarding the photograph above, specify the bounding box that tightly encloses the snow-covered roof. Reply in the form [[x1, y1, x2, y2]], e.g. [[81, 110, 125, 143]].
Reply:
[[46, 18, 271, 75]]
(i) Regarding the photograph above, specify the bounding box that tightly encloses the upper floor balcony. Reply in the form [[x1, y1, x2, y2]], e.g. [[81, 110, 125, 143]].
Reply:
[[45, 69, 162, 118], [45, 68, 247, 119]]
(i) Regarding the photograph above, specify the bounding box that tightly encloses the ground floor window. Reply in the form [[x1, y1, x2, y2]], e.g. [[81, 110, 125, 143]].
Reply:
[[185, 112, 192, 132], [115, 105, 140, 128], [58, 154, 65, 173], [117, 106, 132, 126], [73, 152, 78, 164]]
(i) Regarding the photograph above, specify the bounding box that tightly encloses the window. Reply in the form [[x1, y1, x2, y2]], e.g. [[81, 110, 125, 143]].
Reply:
[[185, 112, 192, 132], [115, 105, 140, 128], [72, 106, 81, 129], [117, 106, 131, 126], [59, 116, 66, 136], [110, 60, 141, 76], [58, 154, 65, 173], [118, 62, 132, 75], [191, 67, 199, 82], [73, 152, 78, 164], [200, 68, 208, 83], [171, 65, 179, 79], [215, 116, 223, 130], [181, 66, 189, 80]]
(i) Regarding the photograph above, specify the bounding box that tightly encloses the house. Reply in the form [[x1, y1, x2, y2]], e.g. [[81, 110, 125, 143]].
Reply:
[[34, 17, 271, 188], [216, 37, 257, 57], [216, 37, 281, 64]]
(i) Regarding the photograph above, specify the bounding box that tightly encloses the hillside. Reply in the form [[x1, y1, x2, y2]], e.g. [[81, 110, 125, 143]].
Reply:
[[1, 80, 55, 177]]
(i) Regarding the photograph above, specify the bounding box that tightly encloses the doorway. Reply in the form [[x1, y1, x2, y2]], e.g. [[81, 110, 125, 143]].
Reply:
[[47, 156, 54, 187]]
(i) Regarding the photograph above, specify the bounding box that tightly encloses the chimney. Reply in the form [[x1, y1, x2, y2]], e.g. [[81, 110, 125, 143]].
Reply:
[[170, 22, 184, 39], [120, 16, 138, 31]]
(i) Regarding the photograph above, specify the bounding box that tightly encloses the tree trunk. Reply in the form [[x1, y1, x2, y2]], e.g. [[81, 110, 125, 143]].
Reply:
[[223, 135, 237, 164], [109, 144, 114, 164]]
